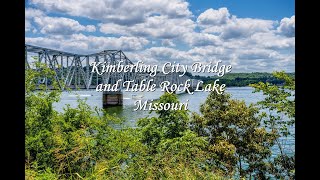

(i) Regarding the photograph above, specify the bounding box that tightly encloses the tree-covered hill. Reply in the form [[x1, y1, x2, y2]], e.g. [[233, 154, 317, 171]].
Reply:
[[190, 72, 295, 87]]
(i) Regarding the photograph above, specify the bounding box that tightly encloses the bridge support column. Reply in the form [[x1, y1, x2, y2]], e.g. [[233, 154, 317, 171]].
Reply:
[[103, 91, 123, 108]]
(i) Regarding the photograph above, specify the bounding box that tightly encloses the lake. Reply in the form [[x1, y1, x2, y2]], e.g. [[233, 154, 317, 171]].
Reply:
[[54, 86, 264, 122], [53, 86, 294, 156]]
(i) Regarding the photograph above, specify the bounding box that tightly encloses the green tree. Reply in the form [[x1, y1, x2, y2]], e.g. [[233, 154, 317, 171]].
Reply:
[[191, 90, 276, 179], [137, 93, 221, 179], [137, 93, 189, 152], [25, 63, 61, 170], [250, 71, 295, 179], [26, 63, 293, 179], [25, 64, 147, 179]]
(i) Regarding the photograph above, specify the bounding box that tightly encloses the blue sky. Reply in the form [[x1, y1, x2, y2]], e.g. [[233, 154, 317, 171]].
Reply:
[[188, 0, 294, 20], [25, 0, 295, 72]]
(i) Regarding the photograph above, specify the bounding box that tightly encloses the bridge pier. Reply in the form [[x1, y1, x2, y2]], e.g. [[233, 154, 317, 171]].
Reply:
[[103, 91, 123, 108]]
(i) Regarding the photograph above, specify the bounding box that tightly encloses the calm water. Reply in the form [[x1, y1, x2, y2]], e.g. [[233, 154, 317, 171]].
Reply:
[[53, 86, 294, 156], [54, 87, 264, 122]]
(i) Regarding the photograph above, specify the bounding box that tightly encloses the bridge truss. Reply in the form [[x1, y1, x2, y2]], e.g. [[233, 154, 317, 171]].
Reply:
[[25, 44, 195, 91], [25, 44, 138, 90]]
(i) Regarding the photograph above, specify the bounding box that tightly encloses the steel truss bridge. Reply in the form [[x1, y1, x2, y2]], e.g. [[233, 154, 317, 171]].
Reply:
[[25, 44, 199, 91]]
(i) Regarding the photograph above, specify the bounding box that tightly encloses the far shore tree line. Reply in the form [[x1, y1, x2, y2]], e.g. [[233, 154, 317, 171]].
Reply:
[[187, 72, 295, 87]]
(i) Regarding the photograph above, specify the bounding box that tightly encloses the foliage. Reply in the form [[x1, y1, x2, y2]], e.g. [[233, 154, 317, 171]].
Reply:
[[25, 64, 147, 179], [192, 72, 295, 87], [191, 91, 277, 179], [25, 64, 294, 179], [137, 93, 189, 151], [250, 71, 295, 179], [137, 93, 219, 178], [25, 65, 226, 179]]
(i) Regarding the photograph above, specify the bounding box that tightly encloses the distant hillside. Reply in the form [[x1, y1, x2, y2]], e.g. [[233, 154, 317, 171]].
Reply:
[[188, 72, 295, 87]]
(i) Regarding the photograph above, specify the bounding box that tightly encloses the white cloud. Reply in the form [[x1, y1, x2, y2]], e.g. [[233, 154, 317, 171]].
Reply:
[[197, 8, 275, 39], [250, 32, 295, 49], [25, 34, 149, 53], [99, 15, 195, 39], [25, 3, 295, 72], [190, 7, 295, 72], [182, 32, 221, 46], [199, 16, 275, 39], [33, 16, 96, 35], [127, 47, 202, 65], [236, 48, 279, 60], [277, 15, 295, 37], [125, 40, 294, 73], [25, 8, 44, 32], [25, 20, 32, 32], [197, 8, 230, 25], [25, 8, 44, 19], [161, 39, 176, 47], [25, 8, 96, 35], [187, 46, 225, 56], [30, 0, 192, 25], [98, 23, 127, 35], [85, 25, 96, 32], [220, 17, 275, 39]]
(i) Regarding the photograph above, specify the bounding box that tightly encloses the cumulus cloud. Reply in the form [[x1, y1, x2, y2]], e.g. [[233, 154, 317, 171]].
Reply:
[[33, 16, 96, 35], [191, 7, 294, 72], [250, 32, 295, 49], [25, 20, 32, 32], [30, 0, 192, 25], [126, 47, 202, 65], [25, 2, 295, 72], [187, 46, 225, 56], [126, 44, 294, 73], [85, 25, 96, 32], [277, 15, 295, 37], [197, 7, 275, 40], [25, 8, 44, 32], [161, 39, 176, 47], [220, 18, 275, 39], [25, 8, 44, 19], [197, 8, 230, 25], [99, 15, 195, 39], [198, 16, 275, 39], [182, 32, 221, 46], [26, 34, 149, 53], [236, 48, 279, 60], [25, 8, 96, 35]]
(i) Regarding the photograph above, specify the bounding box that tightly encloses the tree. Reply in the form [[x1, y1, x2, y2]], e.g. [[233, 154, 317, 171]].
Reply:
[[250, 71, 295, 179], [191, 90, 276, 178], [25, 63, 61, 170], [25, 64, 147, 179], [26, 63, 294, 179], [137, 93, 220, 179], [137, 93, 189, 152]]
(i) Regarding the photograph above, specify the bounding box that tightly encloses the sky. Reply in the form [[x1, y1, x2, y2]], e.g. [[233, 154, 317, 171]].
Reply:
[[25, 0, 295, 73]]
